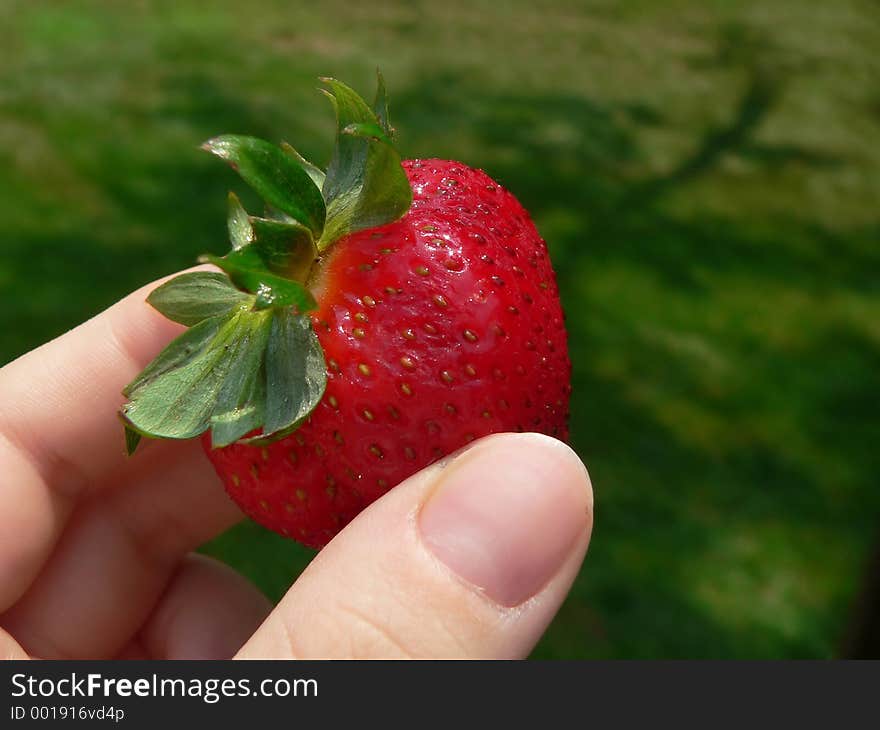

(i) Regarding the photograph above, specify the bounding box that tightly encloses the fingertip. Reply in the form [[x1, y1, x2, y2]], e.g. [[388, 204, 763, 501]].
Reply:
[[418, 431, 592, 607], [476, 432, 593, 510]]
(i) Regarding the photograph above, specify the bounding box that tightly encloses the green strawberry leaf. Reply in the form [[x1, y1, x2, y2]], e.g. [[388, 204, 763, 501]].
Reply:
[[280, 141, 326, 190], [122, 304, 326, 450], [248, 215, 317, 282], [208, 318, 270, 447], [372, 69, 392, 137], [223, 191, 317, 283], [343, 121, 392, 145], [146, 271, 250, 326], [202, 135, 326, 239], [124, 424, 142, 456], [318, 77, 412, 249], [256, 307, 325, 439], [201, 251, 317, 312], [227, 192, 254, 250], [122, 313, 229, 398], [122, 309, 264, 441]]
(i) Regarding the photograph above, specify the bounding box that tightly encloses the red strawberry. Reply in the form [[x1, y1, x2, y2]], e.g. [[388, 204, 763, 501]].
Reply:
[[121, 76, 570, 549]]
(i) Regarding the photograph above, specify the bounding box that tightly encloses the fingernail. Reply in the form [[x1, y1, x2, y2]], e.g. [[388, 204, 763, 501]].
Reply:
[[418, 433, 591, 607]]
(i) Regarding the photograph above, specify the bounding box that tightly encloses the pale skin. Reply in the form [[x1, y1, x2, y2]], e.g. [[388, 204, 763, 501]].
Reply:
[[0, 271, 593, 659]]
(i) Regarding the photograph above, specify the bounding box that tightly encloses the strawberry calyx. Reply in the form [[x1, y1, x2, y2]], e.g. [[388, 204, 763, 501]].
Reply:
[[121, 74, 411, 454]]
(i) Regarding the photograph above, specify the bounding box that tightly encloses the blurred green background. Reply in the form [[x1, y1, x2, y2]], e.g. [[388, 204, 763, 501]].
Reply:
[[2, 0, 878, 658]]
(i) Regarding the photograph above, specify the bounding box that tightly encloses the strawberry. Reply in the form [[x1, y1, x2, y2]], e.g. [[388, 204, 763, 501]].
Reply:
[[121, 75, 570, 548]]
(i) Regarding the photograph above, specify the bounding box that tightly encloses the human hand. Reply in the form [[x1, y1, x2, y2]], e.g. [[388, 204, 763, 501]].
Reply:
[[0, 272, 593, 659]]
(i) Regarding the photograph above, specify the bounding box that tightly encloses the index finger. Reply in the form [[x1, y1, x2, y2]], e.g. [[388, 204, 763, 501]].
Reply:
[[0, 269, 191, 608]]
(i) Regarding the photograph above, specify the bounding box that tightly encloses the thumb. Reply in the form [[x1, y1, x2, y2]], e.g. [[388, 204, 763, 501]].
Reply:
[[236, 432, 593, 659]]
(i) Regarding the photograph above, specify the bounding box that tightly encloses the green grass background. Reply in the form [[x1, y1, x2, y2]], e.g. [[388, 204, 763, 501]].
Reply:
[[1, 0, 878, 657]]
